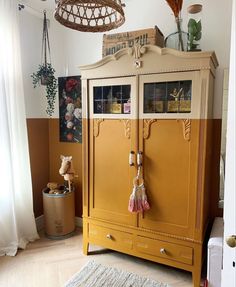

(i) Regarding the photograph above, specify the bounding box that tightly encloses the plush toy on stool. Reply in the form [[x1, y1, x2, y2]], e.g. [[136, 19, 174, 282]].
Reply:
[[47, 182, 62, 194], [59, 155, 75, 193]]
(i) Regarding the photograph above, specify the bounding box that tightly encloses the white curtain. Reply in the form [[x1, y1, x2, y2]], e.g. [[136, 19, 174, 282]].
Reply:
[[0, 0, 39, 256]]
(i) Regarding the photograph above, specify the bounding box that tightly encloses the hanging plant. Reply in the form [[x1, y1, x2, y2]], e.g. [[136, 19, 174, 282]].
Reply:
[[31, 63, 57, 116], [31, 10, 57, 117]]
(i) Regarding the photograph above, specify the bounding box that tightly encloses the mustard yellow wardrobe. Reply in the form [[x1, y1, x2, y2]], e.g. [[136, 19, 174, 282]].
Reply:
[[80, 45, 218, 287]]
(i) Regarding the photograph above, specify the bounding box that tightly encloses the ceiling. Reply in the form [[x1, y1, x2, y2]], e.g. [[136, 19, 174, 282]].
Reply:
[[20, 0, 130, 12], [20, 0, 55, 12], [19, 0, 130, 19]]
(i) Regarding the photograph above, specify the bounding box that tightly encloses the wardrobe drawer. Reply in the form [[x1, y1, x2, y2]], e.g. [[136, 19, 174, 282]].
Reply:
[[88, 224, 133, 250], [136, 236, 193, 265]]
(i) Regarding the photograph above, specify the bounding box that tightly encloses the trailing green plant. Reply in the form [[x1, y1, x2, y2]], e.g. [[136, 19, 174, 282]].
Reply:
[[187, 18, 202, 51], [31, 63, 57, 117]]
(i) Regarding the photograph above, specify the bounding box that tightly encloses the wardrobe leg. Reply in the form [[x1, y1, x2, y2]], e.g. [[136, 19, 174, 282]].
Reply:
[[192, 269, 202, 287], [83, 240, 89, 255], [82, 221, 89, 255], [192, 244, 203, 287]]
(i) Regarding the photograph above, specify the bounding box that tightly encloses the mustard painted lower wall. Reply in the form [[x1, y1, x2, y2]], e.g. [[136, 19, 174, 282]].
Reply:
[[48, 119, 83, 217], [27, 118, 82, 217], [27, 119, 49, 218]]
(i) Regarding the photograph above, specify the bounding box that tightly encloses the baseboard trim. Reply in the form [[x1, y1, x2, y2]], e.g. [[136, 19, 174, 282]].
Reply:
[[75, 217, 83, 227], [35, 215, 44, 231], [35, 215, 82, 231]]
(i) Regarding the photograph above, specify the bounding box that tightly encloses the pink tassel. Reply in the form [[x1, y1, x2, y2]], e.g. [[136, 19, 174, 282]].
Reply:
[[128, 187, 138, 212], [128, 185, 150, 213], [140, 185, 150, 211]]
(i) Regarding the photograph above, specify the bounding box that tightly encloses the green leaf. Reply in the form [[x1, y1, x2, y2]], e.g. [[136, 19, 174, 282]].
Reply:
[[188, 19, 198, 35], [188, 18, 197, 28], [196, 20, 202, 32], [195, 31, 202, 41], [188, 33, 194, 43], [188, 24, 197, 35], [190, 43, 199, 50]]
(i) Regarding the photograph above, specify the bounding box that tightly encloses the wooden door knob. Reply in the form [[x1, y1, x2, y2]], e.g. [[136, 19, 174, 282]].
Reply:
[[129, 151, 135, 166], [137, 151, 143, 166]]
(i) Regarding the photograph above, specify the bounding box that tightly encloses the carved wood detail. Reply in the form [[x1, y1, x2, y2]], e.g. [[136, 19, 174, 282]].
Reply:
[[93, 119, 104, 137], [120, 119, 131, 139], [143, 119, 157, 139], [129, 43, 147, 69], [178, 119, 191, 141], [129, 43, 147, 59]]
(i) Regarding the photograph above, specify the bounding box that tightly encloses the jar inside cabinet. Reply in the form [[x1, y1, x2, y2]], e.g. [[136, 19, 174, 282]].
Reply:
[[187, 4, 203, 51], [144, 83, 166, 113], [143, 80, 192, 114], [93, 84, 131, 114]]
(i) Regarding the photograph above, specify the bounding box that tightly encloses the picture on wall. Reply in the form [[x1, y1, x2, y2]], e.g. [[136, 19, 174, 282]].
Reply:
[[58, 76, 82, 143]]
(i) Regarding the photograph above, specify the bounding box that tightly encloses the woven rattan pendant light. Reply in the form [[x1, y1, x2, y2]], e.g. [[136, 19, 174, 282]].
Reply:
[[54, 0, 125, 32]]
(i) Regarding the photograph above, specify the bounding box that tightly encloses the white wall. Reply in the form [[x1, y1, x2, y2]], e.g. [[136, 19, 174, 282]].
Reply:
[[19, 0, 232, 118], [19, 11, 46, 118], [222, 0, 236, 284], [19, 7, 67, 118]]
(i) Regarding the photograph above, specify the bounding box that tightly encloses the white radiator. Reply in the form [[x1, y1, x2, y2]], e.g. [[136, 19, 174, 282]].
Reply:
[[207, 217, 224, 287]]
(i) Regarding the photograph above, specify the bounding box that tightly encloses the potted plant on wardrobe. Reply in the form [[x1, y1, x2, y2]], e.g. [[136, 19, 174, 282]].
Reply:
[[31, 10, 57, 117]]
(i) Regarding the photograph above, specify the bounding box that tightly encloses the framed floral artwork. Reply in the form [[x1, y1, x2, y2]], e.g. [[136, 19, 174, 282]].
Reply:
[[58, 76, 82, 143]]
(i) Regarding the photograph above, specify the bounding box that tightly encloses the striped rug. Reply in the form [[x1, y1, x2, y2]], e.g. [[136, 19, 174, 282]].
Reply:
[[64, 260, 170, 287]]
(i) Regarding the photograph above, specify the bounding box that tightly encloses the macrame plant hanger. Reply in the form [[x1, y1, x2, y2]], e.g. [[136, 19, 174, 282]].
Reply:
[[41, 10, 51, 85]]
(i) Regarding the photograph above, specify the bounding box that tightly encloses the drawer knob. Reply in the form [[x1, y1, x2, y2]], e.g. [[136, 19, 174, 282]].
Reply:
[[106, 234, 112, 240], [160, 248, 166, 254]]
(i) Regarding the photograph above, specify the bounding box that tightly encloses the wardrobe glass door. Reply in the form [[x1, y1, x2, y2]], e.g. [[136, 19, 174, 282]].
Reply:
[[88, 77, 137, 226], [138, 72, 200, 238]]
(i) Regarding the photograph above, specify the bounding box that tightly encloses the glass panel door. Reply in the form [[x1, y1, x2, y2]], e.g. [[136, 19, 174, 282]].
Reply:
[[143, 80, 192, 114], [94, 85, 131, 114], [90, 77, 136, 119], [140, 71, 199, 119]]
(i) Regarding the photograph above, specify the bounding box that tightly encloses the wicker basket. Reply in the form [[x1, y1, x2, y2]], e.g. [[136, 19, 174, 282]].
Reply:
[[54, 0, 125, 32]]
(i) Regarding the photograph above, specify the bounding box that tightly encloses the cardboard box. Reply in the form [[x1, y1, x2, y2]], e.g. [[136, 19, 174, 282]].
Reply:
[[43, 187, 75, 239], [102, 26, 164, 57]]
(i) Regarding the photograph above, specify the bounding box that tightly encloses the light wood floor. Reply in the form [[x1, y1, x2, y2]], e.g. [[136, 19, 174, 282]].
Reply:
[[0, 228, 194, 287]]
